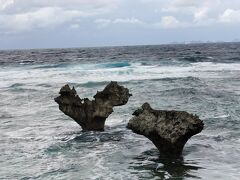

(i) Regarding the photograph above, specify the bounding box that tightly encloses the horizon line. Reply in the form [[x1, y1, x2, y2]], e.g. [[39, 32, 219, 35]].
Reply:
[[0, 40, 239, 51]]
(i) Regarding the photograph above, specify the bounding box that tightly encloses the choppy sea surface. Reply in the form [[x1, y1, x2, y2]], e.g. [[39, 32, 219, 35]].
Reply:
[[0, 43, 240, 180]]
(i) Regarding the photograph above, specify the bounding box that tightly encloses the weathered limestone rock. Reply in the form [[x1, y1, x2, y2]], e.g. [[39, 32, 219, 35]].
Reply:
[[127, 103, 204, 156], [55, 81, 131, 131]]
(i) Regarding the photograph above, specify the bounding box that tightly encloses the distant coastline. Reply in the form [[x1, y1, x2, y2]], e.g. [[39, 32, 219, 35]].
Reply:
[[0, 41, 240, 51]]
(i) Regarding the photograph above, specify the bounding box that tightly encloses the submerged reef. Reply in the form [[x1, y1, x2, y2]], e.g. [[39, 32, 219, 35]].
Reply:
[[55, 81, 131, 131], [127, 103, 204, 157]]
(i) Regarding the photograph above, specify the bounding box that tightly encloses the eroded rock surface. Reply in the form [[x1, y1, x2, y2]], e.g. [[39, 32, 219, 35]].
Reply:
[[127, 103, 204, 156], [55, 81, 131, 131]]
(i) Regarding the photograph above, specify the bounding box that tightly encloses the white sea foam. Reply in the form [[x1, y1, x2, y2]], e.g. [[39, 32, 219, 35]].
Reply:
[[1, 61, 240, 90]]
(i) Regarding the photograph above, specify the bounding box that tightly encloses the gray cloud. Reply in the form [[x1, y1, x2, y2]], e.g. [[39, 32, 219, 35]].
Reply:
[[0, 0, 119, 33], [1, 0, 240, 49]]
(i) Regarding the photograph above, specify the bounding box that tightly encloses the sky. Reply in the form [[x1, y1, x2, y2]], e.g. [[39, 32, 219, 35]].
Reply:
[[0, 0, 240, 49]]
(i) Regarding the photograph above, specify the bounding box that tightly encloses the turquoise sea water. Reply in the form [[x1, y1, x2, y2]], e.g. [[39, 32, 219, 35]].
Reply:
[[0, 43, 240, 179]]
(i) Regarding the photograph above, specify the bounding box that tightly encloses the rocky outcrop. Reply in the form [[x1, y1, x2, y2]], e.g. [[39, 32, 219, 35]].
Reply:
[[127, 103, 204, 157], [55, 81, 131, 131]]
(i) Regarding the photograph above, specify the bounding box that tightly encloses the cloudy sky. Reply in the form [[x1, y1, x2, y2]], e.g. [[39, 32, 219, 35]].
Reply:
[[0, 0, 240, 49]]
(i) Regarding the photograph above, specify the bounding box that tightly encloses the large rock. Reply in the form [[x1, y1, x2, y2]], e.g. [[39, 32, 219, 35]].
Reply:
[[55, 81, 131, 131], [127, 103, 204, 157]]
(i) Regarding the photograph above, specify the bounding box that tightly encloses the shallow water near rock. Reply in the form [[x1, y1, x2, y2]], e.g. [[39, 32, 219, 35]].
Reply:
[[0, 43, 240, 179]]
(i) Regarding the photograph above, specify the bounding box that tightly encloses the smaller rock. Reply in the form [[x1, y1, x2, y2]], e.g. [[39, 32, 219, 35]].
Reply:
[[127, 103, 204, 157]]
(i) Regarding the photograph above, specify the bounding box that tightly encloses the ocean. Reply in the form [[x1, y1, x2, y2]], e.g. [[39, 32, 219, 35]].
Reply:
[[0, 43, 240, 179]]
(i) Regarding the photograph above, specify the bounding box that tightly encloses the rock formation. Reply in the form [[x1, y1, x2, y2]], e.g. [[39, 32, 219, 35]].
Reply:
[[55, 81, 131, 131], [127, 103, 204, 157]]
